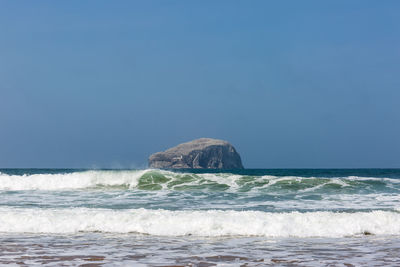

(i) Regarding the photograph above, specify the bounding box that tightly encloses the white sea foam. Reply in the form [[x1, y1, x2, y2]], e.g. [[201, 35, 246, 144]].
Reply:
[[0, 170, 399, 192], [0, 170, 148, 190], [347, 176, 400, 183], [0, 207, 399, 237]]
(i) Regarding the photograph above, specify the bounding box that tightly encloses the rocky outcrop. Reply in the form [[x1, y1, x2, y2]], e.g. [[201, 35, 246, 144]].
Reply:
[[148, 138, 244, 169]]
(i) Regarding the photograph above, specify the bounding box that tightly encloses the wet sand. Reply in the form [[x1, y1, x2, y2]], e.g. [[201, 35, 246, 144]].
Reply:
[[1, 233, 400, 266]]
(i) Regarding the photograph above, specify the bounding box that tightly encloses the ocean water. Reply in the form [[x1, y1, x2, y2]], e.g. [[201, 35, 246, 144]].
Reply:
[[0, 168, 399, 266]]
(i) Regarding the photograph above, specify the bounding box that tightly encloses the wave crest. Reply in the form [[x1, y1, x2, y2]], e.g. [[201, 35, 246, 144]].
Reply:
[[0, 169, 399, 192], [0, 208, 399, 237]]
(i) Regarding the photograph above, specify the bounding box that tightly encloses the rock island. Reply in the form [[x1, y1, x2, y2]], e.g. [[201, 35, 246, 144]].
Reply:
[[148, 138, 244, 169]]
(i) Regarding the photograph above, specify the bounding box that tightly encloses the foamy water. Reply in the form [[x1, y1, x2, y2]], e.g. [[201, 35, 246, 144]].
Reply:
[[0, 207, 399, 237], [1, 168, 400, 266]]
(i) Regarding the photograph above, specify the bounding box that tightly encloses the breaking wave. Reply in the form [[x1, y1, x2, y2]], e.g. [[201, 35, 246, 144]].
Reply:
[[0, 169, 399, 192], [0, 207, 399, 237]]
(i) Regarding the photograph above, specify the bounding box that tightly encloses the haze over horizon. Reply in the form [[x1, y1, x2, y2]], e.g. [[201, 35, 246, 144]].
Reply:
[[1, 1, 399, 168]]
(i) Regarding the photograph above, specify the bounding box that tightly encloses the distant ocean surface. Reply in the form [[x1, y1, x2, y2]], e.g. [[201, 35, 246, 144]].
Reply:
[[0, 168, 400, 266]]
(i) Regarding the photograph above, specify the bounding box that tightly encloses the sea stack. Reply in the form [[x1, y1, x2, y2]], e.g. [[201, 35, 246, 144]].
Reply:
[[148, 138, 244, 169]]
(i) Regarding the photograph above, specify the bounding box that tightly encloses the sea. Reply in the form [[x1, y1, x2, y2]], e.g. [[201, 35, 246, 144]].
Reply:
[[0, 168, 399, 266]]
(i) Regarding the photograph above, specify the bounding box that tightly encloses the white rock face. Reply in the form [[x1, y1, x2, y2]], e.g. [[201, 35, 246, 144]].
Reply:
[[148, 138, 244, 169]]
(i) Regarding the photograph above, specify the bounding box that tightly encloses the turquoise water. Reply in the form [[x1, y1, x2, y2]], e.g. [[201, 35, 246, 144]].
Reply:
[[0, 168, 400, 266]]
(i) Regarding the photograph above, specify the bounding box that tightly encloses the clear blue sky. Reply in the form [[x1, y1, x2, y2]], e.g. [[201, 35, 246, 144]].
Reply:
[[1, 1, 399, 168]]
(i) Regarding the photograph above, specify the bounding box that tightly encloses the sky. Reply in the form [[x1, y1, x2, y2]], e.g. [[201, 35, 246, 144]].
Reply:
[[0, 1, 399, 168]]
